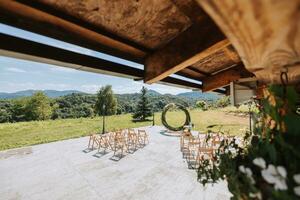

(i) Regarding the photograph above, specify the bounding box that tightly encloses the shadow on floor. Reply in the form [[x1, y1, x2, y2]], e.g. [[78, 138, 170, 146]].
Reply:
[[82, 148, 94, 153], [93, 150, 109, 158]]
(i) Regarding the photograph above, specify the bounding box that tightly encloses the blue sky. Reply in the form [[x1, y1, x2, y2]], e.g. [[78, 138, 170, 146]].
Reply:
[[0, 24, 198, 94]]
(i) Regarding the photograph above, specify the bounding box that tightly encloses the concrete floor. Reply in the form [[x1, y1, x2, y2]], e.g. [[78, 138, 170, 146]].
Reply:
[[0, 126, 232, 200]]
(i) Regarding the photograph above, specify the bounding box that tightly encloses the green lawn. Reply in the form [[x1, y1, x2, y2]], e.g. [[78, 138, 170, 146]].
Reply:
[[0, 109, 248, 151]]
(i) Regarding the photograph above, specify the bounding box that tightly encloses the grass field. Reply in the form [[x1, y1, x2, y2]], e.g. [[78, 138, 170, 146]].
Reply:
[[0, 109, 248, 151]]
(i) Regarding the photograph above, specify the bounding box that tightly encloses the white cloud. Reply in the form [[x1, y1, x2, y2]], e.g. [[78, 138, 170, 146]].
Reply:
[[5, 67, 26, 73], [0, 79, 192, 95], [49, 66, 78, 73], [0, 82, 72, 92], [42, 83, 71, 90], [55, 43, 95, 57], [80, 84, 101, 93], [112, 81, 191, 95], [112, 81, 143, 94], [147, 84, 191, 95]]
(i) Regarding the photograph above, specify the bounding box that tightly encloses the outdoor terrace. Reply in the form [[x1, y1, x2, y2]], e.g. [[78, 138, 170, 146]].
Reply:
[[0, 126, 231, 200]]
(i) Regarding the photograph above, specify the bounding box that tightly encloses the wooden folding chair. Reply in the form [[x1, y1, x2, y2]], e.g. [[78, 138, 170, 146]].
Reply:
[[187, 133, 217, 168], [180, 130, 193, 152], [105, 132, 112, 148], [195, 147, 214, 167], [126, 129, 138, 151], [87, 133, 98, 150], [111, 130, 127, 158], [88, 133, 95, 150], [212, 135, 222, 151], [185, 136, 202, 168], [137, 129, 149, 147], [94, 133, 110, 153]]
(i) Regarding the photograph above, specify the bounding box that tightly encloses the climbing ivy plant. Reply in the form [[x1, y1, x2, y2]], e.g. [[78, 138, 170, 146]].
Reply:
[[197, 85, 300, 199]]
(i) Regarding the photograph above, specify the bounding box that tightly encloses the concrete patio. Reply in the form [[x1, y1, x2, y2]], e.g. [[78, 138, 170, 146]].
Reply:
[[0, 126, 231, 200]]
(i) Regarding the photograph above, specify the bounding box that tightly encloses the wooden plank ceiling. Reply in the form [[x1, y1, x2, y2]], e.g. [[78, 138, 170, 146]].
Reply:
[[0, 0, 254, 93]]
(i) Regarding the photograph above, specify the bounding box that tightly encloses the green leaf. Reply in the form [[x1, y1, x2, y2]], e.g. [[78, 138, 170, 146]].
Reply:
[[266, 143, 277, 163], [284, 113, 300, 135]]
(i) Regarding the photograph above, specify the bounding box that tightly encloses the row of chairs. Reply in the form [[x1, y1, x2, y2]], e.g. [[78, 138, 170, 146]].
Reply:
[[88, 129, 149, 158], [180, 131, 234, 169]]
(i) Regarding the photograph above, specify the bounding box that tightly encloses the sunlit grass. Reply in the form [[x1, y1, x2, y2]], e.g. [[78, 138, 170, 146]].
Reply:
[[165, 110, 187, 128], [0, 110, 248, 151], [159, 109, 248, 135]]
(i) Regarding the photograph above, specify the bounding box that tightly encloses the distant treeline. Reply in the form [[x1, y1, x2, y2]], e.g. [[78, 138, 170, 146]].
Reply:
[[0, 88, 228, 123]]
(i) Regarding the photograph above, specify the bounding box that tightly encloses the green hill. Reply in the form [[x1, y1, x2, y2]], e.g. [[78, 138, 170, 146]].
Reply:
[[0, 90, 84, 99]]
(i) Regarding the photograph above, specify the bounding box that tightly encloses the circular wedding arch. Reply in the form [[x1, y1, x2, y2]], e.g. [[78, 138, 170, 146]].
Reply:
[[161, 103, 191, 131]]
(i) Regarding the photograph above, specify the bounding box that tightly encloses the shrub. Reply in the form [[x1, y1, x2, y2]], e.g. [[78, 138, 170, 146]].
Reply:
[[196, 100, 207, 110], [216, 96, 230, 108]]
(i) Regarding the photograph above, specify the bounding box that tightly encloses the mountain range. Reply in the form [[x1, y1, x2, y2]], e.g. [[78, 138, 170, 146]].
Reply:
[[0, 90, 86, 99], [0, 89, 221, 101]]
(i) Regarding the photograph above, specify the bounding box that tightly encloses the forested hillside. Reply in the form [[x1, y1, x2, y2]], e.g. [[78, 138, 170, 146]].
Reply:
[[0, 89, 222, 123], [0, 90, 85, 99]]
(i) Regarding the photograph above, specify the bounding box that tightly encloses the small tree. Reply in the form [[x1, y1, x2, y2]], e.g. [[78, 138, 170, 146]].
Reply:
[[216, 95, 230, 108], [196, 100, 207, 110], [133, 87, 152, 121], [94, 85, 117, 116], [26, 91, 52, 121], [11, 98, 28, 122], [0, 100, 14, 123]]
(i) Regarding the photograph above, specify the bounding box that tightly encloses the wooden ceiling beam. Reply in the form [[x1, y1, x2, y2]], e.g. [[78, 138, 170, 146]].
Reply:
[[0, 33, 216, 93], [15, 0, 150, 53], [176, 69, 204, 81], [160, 76, 227, 94], [202, 65, 254, 92], [0, 33, 144, 79], [144, 0, 226, 84], [187, 67, 211, 76], [171, 0, 210, 23], [145, 37, 229, 83], [0, 1, 146, 64], [197, 0, 300, 84], [160, 77, 202, 90]]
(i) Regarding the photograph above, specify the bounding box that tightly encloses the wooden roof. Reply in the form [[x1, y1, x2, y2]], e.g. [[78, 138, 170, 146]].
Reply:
[[0, 0, 256, 93]]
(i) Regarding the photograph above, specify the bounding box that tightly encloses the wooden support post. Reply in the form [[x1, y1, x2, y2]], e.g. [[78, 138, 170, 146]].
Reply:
[[230, 82, 235, 106]]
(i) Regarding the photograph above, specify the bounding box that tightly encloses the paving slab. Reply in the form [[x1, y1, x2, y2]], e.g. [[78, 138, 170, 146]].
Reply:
[[0, 126, 232, 200]]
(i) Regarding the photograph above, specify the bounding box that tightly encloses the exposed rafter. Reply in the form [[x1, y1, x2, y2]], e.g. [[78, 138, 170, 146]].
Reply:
[[0, 33, 205, 91], [159, 77, 202, 90], [144, 0, 226, 84], [145, 37, 229, 83], [202, 65, 254, 92], [197, 0, 300, 84], [171, 0, 210, 23], [0, 0, 267, 93], [176, 69, 203, 81], [0, 33, 143, 78], [0, 1, 146, 63]]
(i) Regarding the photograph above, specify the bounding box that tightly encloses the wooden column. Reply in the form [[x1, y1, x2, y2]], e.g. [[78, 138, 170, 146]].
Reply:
[[196, 0, 300, 84]]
